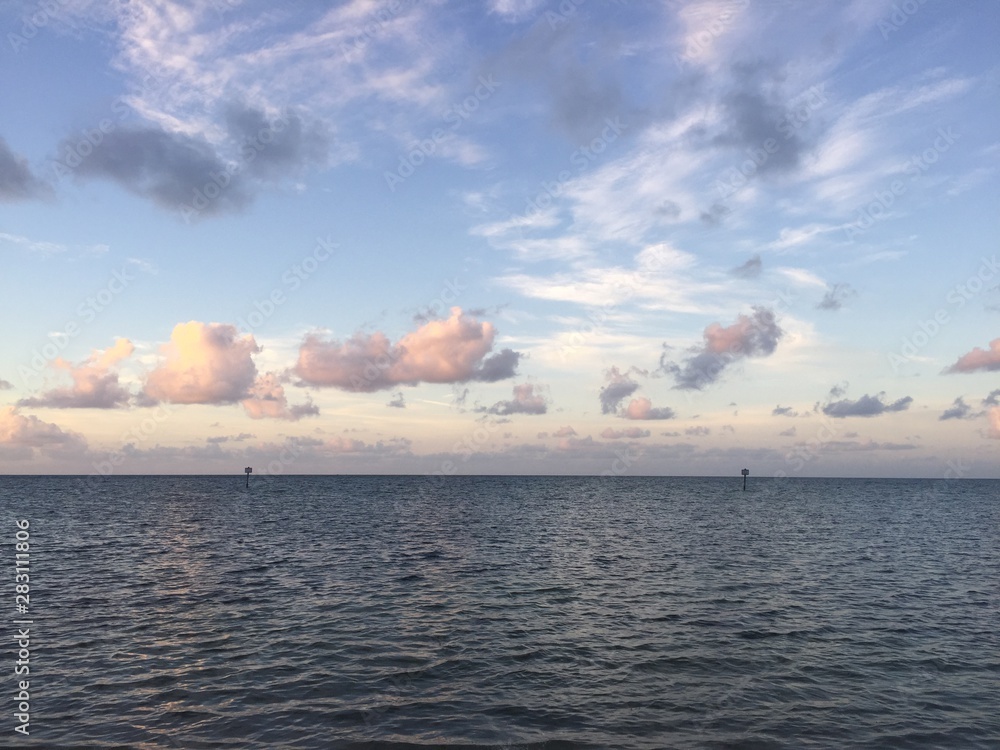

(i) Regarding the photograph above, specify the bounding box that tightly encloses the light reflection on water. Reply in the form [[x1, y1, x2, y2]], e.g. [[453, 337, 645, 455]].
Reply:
[[4, 475, 999, 748]]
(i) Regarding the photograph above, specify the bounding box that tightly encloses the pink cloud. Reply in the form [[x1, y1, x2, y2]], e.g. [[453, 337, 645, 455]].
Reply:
[[624, 396, 676, 420], [946, 339, 1000, 373], [600, 426, 651, 439], [0, 406, 87, 458], [295, 307, 520, 391], [989, 406, 1000, 438], [144, 322, 259, 404], [18, 338, 134, 409], [241, 373, 319, 421], [553, 425, 577, 437], [662, 306, 782, 390], [484, 383, 548, 415]]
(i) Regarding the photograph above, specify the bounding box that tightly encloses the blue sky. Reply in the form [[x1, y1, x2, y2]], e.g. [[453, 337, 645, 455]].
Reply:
[[1, 0, 999, 477]]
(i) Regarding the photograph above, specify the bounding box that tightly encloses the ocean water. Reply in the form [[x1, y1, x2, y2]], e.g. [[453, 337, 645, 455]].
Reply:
[[3, 475, 999, 748]]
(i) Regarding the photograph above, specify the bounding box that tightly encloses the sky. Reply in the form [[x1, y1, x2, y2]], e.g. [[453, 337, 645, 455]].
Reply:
[[1, 0, 999, 477]]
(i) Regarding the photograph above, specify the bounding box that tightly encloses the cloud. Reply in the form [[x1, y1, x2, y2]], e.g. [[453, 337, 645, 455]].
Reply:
[[811, 440, 918, 452], [700, 202, 731, 227], [489, 0, 545, 20], [63, 126, 253, 216], [822, 392, 913, 418], [779, 426, 797, 436], [553, 425, 577, 437], [241, 373, 318, 421], [207, 433, 255, 444], [599, 366, 640, 414], [295, 308, 520, 391], [17, 339, 134, 409], [989, 407, 1000, 439], [709, 62, 814, 175], [817, 282, 857, 311], [777, 267, 827, 288], [984, 389, 1000, 407], [945, 339, 1000, 373], [474, 349, 523, 382], [485, 383, 549, 415], [0, 137, 48, 201], [772, 405, 798, 417], [730, 254, 762, 279], [388, 392, 406, 409], [222, 103, 331, 182], [0, 407, 87, 458], [495, 18, 635, 142], [144, 322, 259, 404], [940, 397, 974, 421], [685, 426, 711, 436], [624, 397, 676, 420], [828, 382, 848, 399], [600, 427, 651, 439], [661, 306, 783, 389], [0, 379, 12, 390]]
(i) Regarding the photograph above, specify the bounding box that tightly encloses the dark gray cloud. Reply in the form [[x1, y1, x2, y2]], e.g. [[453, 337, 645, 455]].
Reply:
[[984, 389, 1000, 407], [223, 103, 330, 181], [685, 426, 710, 436], [57, 104, 329, 218], [600, 427, 651, 439], [473, 349, 522, 382], [0, 137, 49, 201], [62, 126, 253, 216], [287, 401, 321, 420], [940, 397, 975, 421], [207, 433, 255, 444], [816, 440, 918, 452], [731, 254, 762, 279], [661, 306, 783, 390], [817, 283, 857, 311], [655, 199, 681, 219], [700, 202, 730, 226], [388, 391, 406, 408], [490, 18, 646, 143], [599, 366, 640, 414], [827, 382, 848, 399], [484, 383, 548, 416], [772, 405, 798, 417], [822, 392, 913, 418], [710, 62, 817, 175]]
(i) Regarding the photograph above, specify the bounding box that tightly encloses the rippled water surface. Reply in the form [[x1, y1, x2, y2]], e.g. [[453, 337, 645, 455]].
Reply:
[[4, 475, 1000, 748]]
